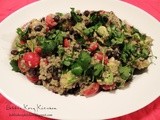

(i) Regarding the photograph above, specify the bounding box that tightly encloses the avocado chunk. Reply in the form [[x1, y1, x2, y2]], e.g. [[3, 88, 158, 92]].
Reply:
[[60, 71, 78, 89]]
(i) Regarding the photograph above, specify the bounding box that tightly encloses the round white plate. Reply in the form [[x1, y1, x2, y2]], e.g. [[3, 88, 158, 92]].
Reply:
[[0, 0, 160, 119]]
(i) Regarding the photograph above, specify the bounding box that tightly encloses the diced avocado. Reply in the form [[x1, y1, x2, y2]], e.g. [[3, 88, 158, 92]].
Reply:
[[27, 39, 37, 52], [60, 71, 78, 89], [97, 72, 114, 85], [73, 22, 86, 33], [97, 26, 109, 37], [104, 72, 114, 85]]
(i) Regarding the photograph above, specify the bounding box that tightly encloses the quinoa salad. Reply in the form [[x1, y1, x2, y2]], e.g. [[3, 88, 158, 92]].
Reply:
[[10, 8, 153, 97]]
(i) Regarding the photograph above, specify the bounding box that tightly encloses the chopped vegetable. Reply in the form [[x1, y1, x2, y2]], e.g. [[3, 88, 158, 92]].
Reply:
[[81, 83, 100, 97], [119, 66, 134, 80], [10, 60, 20, 72], [70, 8, 82, 23], [63, 38, 70, 47], [17, 28, 28, 40], [94, 63, 104, 76], [88, 42, 99, 51], [23, 52, 40, 68]]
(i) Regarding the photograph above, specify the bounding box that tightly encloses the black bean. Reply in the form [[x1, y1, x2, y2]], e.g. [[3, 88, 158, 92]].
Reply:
[[83, 10, 90, 17], [102, 16, 108, 23], [90, 11, 98, 17], [54, 15, 60, 22], [52, 76, 60, 81], [40, 17, 45, 22], [90, 50, 97, 56], [84, 20, 90, 27], [69, 28, 74, 35], [47, 66, 60, 80], [34, 25, 43, 31], [47, 66, 53, 73], [106, 50, 120, 59], [106, 50, 112, 58], [23, 48, 31, 53], [77, 13, 82, 16], [116, 82, 121, 87], [52, 71, 58, 77], [68, 18, 76, 26], [23, 35, 29, 40], [11, 50, 18, 55], [112, 51, 120, 59], [67, 84, 80, 94], [28, 68, 39, 77], [46, 79, 52, 83], [60, 18, 66, 23], [74, 31, 81, 39]]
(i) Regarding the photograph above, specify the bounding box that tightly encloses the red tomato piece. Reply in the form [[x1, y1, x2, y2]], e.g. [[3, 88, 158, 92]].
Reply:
[[20, 40, 26, 45], [46, 27, 49, 32], [94, 52, 103, 60], [88, 42, 98, 51], [104, 56, 108, 64], [23, 52, 40, 68], [94, 52, 108, 64], [26, 72, 39, 83], [81, 83, 100, 97], [34, 46, 42, 54], [63, 39, 70, 47], [18, 58, 30, 73], [45, 15, 57, 28]]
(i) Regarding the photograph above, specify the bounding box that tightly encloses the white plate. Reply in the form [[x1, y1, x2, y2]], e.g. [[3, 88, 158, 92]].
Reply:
[[0, 0, 160, 119]]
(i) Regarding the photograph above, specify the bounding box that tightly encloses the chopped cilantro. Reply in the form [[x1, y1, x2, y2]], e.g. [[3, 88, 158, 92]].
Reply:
[[119, 66, 134, 80], [10, 60, 20, 72]]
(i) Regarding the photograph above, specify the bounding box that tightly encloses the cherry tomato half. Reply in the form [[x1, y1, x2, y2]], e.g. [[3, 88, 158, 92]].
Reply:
[[18, 58, 30, 73], [63, 38, 70, 47], [45, 15, 57, 28], [34, 46, 42, 54], [81, 83, 100, 97], [23, 52, 40, 68], [94, 52, 108, 64], [88, 42, 98, 51], [20, 40, 26, 45]]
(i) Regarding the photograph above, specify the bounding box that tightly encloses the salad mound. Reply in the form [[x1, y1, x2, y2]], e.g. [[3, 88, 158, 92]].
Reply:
[[10, 9, 153, 97]]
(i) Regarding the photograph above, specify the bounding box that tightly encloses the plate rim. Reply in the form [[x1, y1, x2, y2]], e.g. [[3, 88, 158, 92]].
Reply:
[[0, 0, 160, 119]]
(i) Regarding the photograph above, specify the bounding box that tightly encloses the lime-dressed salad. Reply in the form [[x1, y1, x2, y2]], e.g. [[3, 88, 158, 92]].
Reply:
[[10, 9, 153, 97]]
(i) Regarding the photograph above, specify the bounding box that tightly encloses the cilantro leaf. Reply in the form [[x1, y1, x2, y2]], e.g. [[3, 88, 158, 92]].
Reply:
[[70, 8, 82, 23], [71, 64, 83, 76], [10, 60, 20, 72], [119, 66, 134, 80], [37, 30, 66, 55], [78, 51, 91, 70], [37, 36, 56, 54], [63, 56, 73, 67], [94, 63, 104, 76], [17, 28, 28, 40]]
